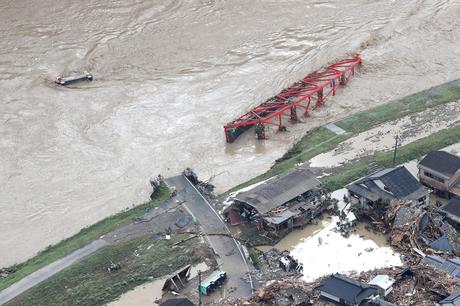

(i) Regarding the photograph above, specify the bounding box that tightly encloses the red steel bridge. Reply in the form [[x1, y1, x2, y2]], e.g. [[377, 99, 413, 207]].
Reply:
[[224, 57, 362, 143]]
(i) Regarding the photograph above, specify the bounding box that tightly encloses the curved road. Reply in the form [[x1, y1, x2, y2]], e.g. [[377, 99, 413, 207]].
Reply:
[[166, 175, 253, 299]]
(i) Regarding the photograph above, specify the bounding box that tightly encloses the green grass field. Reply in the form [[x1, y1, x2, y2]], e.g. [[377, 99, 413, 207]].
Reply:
[[321, 125, 460, 191], [7, 234, 207, 306], [0, 185, 171, 292], [228, 79, 460, 193]]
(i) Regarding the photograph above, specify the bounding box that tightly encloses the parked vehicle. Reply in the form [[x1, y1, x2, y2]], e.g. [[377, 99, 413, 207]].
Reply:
[[199, 270, 227, 295]]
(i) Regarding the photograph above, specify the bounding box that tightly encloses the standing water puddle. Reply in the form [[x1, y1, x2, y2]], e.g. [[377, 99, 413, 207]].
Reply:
[[259, 189, 401, 281], [108, 262, 209, 306]]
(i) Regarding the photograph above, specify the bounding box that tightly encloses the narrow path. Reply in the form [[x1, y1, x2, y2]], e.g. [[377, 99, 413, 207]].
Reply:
[[0, 240, 109, 305], [166, 175, 253, 299], [325, 122, 348, 135]]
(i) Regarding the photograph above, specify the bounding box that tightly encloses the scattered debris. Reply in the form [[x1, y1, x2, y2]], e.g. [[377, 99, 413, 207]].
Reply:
[[0, 266, 16, 278], [334, 211, 357, 237], [279, 255, 303, 273], [107, 262, 121, 273], [182, 168, 216, 199], [357, 198, 460, 262], [228, 264, 458, 305]]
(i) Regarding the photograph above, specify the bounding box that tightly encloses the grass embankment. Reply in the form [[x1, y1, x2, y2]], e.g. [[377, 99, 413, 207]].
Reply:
[[0, 185, 171, 292], [7, 234, 207, 306], [228, 79, 460, 193], [321, 125, 460, 191]]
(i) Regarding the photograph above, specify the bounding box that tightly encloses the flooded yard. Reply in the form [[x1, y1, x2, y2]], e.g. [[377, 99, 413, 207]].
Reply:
[[258, 189, 401, 282], [290, 216, 401, 282]]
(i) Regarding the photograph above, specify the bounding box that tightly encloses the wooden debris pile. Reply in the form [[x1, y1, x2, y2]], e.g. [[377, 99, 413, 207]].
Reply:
[[230, 277, 324, 306]]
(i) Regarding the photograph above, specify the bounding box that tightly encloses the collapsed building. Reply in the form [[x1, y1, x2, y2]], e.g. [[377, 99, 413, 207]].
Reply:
[[227, 169, 330, 232], [442, 197, 460, 226]]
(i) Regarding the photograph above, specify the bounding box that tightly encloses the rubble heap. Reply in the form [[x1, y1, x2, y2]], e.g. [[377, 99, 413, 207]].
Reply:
[[183, 168, 216, 199], [233, 277, 324, 306], [360, 199, 460, 261], [229, 264, 458, 306], [249, 248, 304, 287], [355, 264, 458, 305]]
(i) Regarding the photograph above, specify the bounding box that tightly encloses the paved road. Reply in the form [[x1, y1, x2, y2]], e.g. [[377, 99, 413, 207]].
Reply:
[[167, 175, 253, 300], [0, 239, 109, 305], [0, 176, 252, 304]]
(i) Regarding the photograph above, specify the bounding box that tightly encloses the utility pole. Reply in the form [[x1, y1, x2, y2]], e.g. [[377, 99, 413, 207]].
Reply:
[[393, 135, 399, 166], [198, 270, 202, 306]]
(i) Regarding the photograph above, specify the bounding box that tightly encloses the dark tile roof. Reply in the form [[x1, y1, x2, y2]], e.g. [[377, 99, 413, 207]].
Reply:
[[160, 298, 195, 306], [440, 290, 460, 305], [234, 169, 321, 215], [347, 166, 427, 201], [442, 197, 460, 218], [423, 254, 460, 284], [419, 151, 460, 177], [362, 297, 394, 306], [375, 166, 425, 198], [320, 274, 377, 304]]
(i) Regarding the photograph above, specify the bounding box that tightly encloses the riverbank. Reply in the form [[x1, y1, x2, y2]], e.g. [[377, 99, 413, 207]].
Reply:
[[228, 79, 460, 193], [3, 78, 460, 303], [6, 234, 213, 306], [0, 186, 170, 292]]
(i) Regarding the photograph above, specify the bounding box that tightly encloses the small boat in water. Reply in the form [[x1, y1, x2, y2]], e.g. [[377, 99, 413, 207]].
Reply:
[[55, 72, 93, 85]]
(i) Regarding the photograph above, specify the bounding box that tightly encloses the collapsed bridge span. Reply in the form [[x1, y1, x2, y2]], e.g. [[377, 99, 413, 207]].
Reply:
[[224, 57, 362, 143]]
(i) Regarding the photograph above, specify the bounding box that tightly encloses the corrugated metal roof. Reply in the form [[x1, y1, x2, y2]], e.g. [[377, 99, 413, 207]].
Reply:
[[234, 169, 321, 215], [264, 210, 295, 225]]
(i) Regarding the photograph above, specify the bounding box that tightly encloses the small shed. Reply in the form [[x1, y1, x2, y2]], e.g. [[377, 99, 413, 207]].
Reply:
[[368, 275, 394, 297]]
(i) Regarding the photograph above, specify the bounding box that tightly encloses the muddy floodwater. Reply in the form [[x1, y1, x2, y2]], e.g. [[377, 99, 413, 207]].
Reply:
[[108, 262, 210, 306], [2, 1, 460, 265], [258, 189, 400, 281]]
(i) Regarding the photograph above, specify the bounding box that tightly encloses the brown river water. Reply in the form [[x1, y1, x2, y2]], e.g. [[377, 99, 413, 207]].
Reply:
[[1, 0, 460, 265]]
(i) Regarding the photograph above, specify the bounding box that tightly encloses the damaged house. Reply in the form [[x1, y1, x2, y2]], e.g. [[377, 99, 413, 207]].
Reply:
[[229, 169, 327, 232], [320, 274, 381, 305], [346, 166, 430, 208], [441, 197, 460, 226], [418, 150, 460, 198]]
